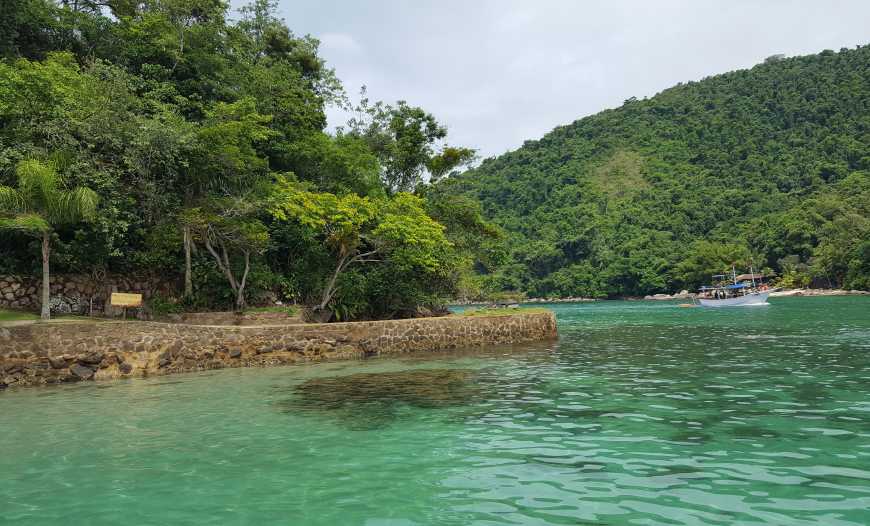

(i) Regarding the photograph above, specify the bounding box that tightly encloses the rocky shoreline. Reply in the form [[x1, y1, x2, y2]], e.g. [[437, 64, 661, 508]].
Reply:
[[768, 288, 870, 297], [641, 288, 869, 300], [450, 297, 597, 307]]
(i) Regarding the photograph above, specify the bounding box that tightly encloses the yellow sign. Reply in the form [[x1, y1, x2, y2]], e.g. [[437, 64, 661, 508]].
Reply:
[[111, 293, 143, 307]]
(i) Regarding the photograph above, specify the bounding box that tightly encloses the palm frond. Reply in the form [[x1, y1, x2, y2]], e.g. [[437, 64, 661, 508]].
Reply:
[[16, 159, 59, 208], [6, 158, 99, 228], [49, 186, 100, 225], [0, 213, 51, 235], [0, 186, 26, 213]]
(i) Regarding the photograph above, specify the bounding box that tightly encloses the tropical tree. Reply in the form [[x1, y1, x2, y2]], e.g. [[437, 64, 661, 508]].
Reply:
[[343, 91, 474, 193], [180, 98, 273, 298], [269, 178, 454, 319], [0, 159, 99, 320], [185, 193, 270, 311]]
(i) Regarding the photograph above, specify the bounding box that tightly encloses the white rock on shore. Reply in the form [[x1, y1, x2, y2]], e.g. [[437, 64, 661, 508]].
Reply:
[[644, 290, 691, 301], [768, 288, 870, 297]]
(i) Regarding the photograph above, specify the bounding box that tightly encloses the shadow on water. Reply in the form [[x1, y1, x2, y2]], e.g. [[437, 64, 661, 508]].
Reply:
[[277, 368, 485, 430]]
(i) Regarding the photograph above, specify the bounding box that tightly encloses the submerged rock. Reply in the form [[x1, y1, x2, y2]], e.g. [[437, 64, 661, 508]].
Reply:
[[282, 368, 482, 429]]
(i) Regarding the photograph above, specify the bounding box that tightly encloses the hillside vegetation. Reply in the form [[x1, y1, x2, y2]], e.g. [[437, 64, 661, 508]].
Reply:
[[440, 46, 870, 297]]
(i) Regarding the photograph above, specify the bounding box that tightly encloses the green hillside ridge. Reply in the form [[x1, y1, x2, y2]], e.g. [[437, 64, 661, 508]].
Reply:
[[439, 46, 870, 298]]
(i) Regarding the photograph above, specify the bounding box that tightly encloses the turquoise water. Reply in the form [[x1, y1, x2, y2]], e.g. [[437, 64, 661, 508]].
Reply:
[[2, 297, 870, 525]]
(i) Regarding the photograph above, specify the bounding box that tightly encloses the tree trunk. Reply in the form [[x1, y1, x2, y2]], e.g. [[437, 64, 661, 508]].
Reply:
[[41, 232, 51, 321], [318, 254, 348, 311], [316, 249, 379, 313], [203, 235, 242, 310], [235, 251, 250, 311], [183, 225, 193, 297]]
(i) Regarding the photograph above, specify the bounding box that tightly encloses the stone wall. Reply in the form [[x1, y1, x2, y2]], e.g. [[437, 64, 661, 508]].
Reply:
[[0, 274, 176, 315], [163, 311, 303, 326], [0, 311, 558, 389]]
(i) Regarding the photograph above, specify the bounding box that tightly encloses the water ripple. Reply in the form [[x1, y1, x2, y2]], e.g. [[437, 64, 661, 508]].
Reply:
[[1, 297, 870, 524]]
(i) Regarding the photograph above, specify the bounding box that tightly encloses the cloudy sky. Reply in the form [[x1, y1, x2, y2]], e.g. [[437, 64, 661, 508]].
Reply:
[[236, 1, 870, 158]]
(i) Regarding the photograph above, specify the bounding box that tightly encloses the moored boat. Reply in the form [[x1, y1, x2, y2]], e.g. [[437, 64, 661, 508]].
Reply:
[[696, 267, 772, 308], [698, 290, 769, 307]]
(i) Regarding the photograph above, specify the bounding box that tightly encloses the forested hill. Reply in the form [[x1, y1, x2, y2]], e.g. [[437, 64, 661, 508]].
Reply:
[[440, 45, 870, 298]]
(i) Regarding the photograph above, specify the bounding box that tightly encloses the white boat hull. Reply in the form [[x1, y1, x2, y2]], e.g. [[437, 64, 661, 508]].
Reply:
[[698, 291, 769, 307]]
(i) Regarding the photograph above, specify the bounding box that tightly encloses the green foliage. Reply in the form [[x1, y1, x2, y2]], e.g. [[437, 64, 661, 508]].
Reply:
[[427, 146, 477, 183], [148, 294, 184, 316], [342, 90, 474, 193], [443, 46, 870, 296], [0, 0, 495, 319], [0, 159, 99, 236], [268, 180, 460, 318], [285, 132, 383, 196], [0, 157, 100, 319], [674, 240, 751, 290]]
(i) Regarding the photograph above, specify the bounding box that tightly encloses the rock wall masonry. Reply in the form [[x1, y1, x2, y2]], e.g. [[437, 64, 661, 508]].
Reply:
[[0, 274, 174, 315], [0, 312, 558, 389]]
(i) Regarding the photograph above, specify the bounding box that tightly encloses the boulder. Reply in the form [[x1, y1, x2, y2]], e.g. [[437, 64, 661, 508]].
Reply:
[[69, 364, 95, 380], [79, 352, 104, 365], [4, 363, 23, 374], [48, 356, 68, 369]]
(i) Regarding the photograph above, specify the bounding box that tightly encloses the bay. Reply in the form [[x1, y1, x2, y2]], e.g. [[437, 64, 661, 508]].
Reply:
[[1, 296, 869, 525]]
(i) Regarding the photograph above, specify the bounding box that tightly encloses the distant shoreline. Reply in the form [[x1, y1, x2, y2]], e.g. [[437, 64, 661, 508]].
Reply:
[[450, 288, 869, 306], [638, 288, 869, 301], [767, 288, 870, 297]]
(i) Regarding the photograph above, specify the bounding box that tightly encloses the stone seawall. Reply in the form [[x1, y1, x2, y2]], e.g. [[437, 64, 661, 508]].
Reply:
[[0, 312, 558, 389]]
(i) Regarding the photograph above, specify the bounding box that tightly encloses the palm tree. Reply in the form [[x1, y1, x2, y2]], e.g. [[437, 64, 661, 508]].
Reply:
[[0, 159, 99, 320]]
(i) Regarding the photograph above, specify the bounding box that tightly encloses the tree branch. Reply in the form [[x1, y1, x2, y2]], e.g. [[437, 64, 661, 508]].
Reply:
[[203, 231, 238, 293], [319, 253, 350, 310]]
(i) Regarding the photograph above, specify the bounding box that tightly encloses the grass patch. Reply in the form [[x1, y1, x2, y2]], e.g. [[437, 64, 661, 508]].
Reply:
[[0, 309, 39, 322], [459, 307, 550, 317], [245, 305, 299, 315], [0, 310, 105, 324]]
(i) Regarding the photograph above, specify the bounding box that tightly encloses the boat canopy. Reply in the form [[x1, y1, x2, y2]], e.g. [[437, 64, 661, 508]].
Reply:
[[700, 283, 749, 290]]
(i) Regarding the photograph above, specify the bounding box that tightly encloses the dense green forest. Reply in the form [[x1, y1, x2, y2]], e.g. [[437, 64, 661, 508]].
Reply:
[[440, 46, 870, 298], [0, 0, 496, 319]]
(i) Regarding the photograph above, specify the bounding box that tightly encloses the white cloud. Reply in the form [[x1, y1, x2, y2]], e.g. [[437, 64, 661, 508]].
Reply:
[[234, 0, 870, 157], [318, 32, 363, 56]]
